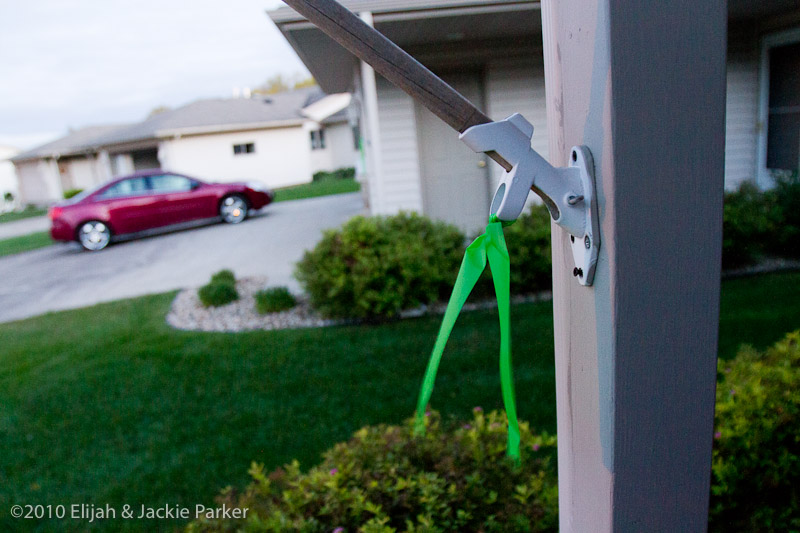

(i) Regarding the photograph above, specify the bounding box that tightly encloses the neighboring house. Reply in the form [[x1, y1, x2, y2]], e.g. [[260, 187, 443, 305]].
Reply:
[[11, 87, 358, 205], [270, 0, 800, 234], [0, 145, 20, 210]]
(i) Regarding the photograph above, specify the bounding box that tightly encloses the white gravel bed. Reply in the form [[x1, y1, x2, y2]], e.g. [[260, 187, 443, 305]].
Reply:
[[166, 277, 553, 333], [166, 278, 346, 333]]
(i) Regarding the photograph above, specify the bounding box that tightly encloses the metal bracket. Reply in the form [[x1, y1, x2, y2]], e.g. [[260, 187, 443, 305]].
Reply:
[[460, 113, 600, 286]]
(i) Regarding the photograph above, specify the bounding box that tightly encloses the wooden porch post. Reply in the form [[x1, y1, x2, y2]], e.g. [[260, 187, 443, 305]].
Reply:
[[541, 0, 727, 531], [357, 11, 384, 214]]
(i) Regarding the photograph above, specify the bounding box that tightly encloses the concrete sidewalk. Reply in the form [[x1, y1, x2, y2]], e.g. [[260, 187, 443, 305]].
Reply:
[[0, 215, 50, 239]]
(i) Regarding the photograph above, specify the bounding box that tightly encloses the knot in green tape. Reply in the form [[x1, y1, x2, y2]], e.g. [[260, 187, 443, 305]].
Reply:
[[414, 216, 520, 462]]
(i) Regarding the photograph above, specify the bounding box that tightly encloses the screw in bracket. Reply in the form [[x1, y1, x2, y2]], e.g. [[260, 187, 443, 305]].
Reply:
[[567, 195, 584, 206], [584, 235, 591, 249]]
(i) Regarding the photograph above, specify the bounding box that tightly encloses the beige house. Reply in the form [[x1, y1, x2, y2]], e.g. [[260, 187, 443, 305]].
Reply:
[[12, 88, 358, 205], [270, 0, 800, 234]]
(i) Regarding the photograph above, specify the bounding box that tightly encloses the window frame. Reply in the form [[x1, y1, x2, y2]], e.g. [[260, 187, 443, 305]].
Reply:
[[310, 129, 326, 150], [233, 142, 255, 155], [757, 27, 800, 187]]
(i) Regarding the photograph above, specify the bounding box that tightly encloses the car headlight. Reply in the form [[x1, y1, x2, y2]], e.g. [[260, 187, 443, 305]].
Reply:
[[247, 181, 270, 192]]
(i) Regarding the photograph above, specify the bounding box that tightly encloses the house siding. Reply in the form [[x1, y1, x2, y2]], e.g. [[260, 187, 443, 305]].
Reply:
[[725, 50, 760, 190], [375, 78, 424, 214], [158, 127, 312, 189], [16, 160, 61, 205], [307, 122, 358, 175], [325, 122, 359, 171], [486, 60, 549, 191], [0, 146, 19, 199]]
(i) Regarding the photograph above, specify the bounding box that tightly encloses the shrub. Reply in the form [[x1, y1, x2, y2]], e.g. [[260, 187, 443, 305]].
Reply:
[[186, 410, 558, 533], [210, 269, 236, 286], [198, 270, 239, 307], [504, 204, 553, 294], [295, 212, 465, 320], [766, 171, 800, 258], [720, 175, 800, 268], [709, 330, 800, 532], [63, 188, 84, 200], [255, 287, 297, 314], [198, 283, 239, 308], [312, 167, 356, 182]]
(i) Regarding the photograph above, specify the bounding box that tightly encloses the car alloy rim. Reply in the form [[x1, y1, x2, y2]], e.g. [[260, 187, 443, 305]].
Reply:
[[221, 196, 246, 223], [79, 222, 110, 250]]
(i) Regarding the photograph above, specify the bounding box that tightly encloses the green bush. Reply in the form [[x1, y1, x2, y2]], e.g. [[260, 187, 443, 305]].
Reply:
[[186, 410, 558, 533], [504, 204, 553, 294], [295, 212, 465, 320], [198, 270, 239, 307], [63, 188, 84, 200], [766, 172, 800, 258], [313, 167, 356, 182], [709, 330, 800, 532], [255, 287, 297, 314], [210, 269, 236, 286], [722, 182, 776, 268]]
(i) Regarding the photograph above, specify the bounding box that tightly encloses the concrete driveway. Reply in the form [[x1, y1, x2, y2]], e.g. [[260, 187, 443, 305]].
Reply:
[[0, 193, 364, 323]]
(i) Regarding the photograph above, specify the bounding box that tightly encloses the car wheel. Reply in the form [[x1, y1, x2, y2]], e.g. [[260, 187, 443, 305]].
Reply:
[[220, 195, 249, 224], [78, 221, 112, 251]]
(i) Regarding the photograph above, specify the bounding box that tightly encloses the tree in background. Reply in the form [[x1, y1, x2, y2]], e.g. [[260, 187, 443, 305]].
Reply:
[[254, 73, 317, 95]]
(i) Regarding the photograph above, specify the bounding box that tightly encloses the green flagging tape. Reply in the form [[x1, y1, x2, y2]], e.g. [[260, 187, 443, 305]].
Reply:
[[414, 215, 520, 462]]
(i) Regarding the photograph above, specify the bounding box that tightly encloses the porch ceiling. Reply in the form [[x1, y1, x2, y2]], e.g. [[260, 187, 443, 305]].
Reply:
[[272, 3, 541, 93], [272, 0, 800, 93]]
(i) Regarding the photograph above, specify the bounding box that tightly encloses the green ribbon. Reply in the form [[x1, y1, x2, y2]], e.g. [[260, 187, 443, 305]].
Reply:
[[414, 215, 520, 461]]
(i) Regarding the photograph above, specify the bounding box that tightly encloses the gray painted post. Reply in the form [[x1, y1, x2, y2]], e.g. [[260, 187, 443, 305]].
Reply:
[[541, 0, 727, 531]]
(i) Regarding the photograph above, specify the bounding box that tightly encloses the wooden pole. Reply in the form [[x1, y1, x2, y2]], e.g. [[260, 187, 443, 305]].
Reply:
[[541, 0, 727, 530]]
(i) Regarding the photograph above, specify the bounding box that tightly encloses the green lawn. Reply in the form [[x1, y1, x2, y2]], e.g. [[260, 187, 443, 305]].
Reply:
[[273, 177, 360, 203], [0, 206, 47, 223], [0, 272, 798, 531], [0, 231, 52, 257]]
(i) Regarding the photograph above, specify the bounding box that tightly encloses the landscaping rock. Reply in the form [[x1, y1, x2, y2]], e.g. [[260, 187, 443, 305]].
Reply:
[[166, 277, 553, 333], [166, 278, 344, 332]]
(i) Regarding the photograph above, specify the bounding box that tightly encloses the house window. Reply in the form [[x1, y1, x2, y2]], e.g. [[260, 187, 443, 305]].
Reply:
[[766, 41, 800, 171], [352, 124, 362, 151], [233, 142, 255, 155], [310, 129, 326, 150]]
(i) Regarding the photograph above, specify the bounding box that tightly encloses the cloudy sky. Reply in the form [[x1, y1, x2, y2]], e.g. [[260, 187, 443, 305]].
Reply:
[[0, 0, 308, 149]]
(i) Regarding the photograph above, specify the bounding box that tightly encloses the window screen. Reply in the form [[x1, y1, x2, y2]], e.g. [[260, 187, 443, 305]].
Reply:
[[767, 42, 800, 171]]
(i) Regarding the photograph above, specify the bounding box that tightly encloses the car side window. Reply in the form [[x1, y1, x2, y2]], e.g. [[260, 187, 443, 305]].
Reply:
[[149, 174, 194, 193], [100, 177, 149, 199]]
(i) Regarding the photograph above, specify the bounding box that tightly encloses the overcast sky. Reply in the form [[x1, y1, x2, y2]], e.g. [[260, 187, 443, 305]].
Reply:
[[0, 0, 308, 150]]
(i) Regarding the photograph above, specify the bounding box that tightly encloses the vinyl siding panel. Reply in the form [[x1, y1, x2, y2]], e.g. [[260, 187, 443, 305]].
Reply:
[[486, 60, 549, 207], [375, 79, 423, 214], [159, 126, 312, 189], [725, 50, 759, 190]]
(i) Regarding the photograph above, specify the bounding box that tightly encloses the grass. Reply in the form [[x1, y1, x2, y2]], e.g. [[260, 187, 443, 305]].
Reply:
[[0, 271, 798, 531], [273, 177, 360, 203], [0, 206, 47, 223], [0, 231, 52, 257]]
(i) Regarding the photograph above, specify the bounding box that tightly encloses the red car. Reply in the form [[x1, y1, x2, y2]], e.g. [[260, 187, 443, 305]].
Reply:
[[49, 170, 273, 251]]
